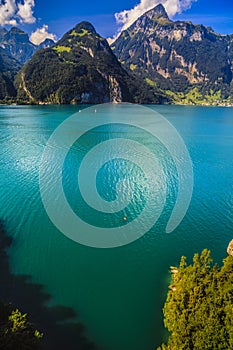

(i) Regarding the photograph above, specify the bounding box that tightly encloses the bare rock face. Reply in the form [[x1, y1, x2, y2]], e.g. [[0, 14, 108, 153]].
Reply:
[[227, 240, 233, 256], [112, 3, 233, 97]]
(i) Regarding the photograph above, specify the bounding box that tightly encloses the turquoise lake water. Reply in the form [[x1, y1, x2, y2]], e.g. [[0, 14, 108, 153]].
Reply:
[[0, 104, 233, 350]]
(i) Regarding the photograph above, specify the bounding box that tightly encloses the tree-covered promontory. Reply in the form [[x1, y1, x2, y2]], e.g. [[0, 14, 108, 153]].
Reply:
[[158, 249, 233, 350]]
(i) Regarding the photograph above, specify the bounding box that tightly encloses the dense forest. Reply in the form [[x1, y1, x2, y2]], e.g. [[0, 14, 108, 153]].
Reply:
[[157, 249, 233, 350]]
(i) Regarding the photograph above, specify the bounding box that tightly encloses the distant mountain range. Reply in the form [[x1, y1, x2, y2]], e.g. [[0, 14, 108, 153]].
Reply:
[[1, 4, 233, 105], [0, 27, 55, 65], [0, 27, 55, 100]]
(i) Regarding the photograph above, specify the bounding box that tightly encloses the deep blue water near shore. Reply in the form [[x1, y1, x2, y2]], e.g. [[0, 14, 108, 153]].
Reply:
[[0, 104, 233, 350]]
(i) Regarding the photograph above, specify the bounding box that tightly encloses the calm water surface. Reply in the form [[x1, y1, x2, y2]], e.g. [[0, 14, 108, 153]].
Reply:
[[0, 104, 233, 350]]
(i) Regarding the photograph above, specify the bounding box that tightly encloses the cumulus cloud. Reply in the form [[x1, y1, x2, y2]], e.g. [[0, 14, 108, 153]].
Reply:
[[0, 0, 35, 26], [17, 0, 35, 24], [115, 0, 197, 32], [0, 0, 17, 26], [30, 25, 57, 45]]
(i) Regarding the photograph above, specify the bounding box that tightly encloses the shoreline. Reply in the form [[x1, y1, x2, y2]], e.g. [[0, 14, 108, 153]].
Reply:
[[1, 101, 233, 107]]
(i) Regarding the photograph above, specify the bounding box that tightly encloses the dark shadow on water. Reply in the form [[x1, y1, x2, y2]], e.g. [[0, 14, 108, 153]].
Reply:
[[0, 220, 96, 350]]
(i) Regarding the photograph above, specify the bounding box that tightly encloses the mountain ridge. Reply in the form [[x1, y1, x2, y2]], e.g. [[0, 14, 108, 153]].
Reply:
[[0, 26, 55, 102], [15, 21, 161, 104], [0, 27, 55, 64], [112, 4, 233, 105], [1, 5, 233, 105]]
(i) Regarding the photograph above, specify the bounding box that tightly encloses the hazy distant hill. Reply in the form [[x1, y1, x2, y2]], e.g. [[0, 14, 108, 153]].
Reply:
[[0, 27, 55, 65]]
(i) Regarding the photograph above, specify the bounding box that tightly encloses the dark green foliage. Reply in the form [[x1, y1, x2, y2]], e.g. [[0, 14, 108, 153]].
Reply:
[[15, 22, 161, 104], [0, 48, 21, 99], [158, 250, 233, 350], [0, 302, 42, 350]]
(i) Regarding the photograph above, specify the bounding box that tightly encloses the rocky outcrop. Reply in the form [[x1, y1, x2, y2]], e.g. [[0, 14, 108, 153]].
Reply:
[[227, 240, 233, 256], [109, 76, 122, 103]]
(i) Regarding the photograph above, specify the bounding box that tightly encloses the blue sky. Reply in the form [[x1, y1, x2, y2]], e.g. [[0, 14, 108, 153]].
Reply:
[[1, 0, 233, 43]]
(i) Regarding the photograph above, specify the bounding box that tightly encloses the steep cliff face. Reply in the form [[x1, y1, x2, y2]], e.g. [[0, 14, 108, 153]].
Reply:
[[112, 4, 233, 100], [16, 22, 161, 104]]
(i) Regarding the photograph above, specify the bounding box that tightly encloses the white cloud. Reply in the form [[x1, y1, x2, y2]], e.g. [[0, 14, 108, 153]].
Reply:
[[0, 0, 35, 26], [115, 0, 197, 33], [17, 0, 35, 24], [0, 0, 17, 26], [30, 25, 56, 45]]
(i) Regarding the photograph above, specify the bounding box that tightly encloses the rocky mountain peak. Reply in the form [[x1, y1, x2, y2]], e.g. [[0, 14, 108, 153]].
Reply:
[[8, 27, 24, 34], [0, 26, 55, 64], [0, 28, 8, 40], [145, 3, 169, 20], [112, 2, 233, 104], [16, 21, 160, 104], [38, 38, 55, 49], [5, 27, 30, 43], [124, 3, 171, 35], [74, 21, 97, 34]]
